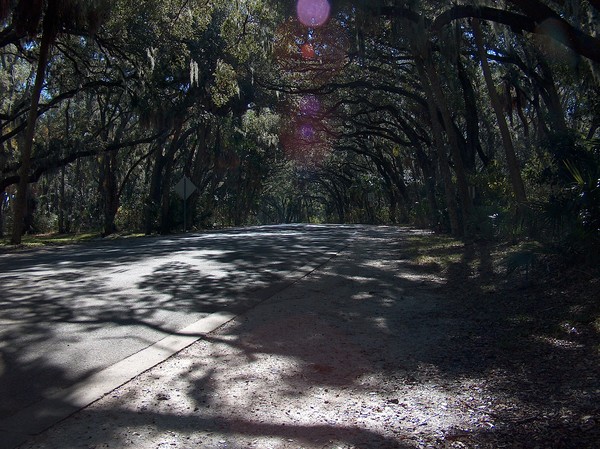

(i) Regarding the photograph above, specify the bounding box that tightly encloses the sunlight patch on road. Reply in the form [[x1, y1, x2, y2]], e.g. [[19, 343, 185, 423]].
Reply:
[[401, 272, 445, 285], [202, 230, 303, 239], [532, 335, 584, 349]]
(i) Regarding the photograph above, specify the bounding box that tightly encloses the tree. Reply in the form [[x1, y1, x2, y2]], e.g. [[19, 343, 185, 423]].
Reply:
[[472, 18, 527, 208], [3, 0, 109, 243], [0, 0, 597, 261]]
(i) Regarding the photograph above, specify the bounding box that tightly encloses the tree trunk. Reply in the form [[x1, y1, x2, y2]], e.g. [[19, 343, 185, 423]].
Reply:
[[389, 190, 397, 223], [423, 54, 474, 235], [402, 120, 440, 227], [0, 191, 4, 238], [159, 122, 185, 234], [456, 44, 487, 169], [188, 124, 211, 229], [144, 144, 166, 235], [11, 18, 55, 243], [536, 57, 568, 134], [415, 145, 439, 227], [473, 18, 528, 207], [58, 99, 71, 234], [414, 54, 462, 236], [99, 110, 127, 236], [101, 150, 119, 236], [58, 164, 66, 233]]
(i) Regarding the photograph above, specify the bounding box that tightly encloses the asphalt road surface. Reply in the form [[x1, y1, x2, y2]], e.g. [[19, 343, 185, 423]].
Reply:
[[0, 224, 357, 445]]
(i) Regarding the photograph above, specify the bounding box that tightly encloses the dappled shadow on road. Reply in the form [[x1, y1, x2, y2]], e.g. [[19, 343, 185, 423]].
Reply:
[[7, 225, 600, 448], [0, 225, 354, 432]]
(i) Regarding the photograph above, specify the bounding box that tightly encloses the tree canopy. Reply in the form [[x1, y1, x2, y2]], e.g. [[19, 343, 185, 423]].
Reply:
[[1, 0, 598, 261]]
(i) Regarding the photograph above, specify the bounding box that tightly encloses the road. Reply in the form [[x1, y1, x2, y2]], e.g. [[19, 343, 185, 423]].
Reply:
[[0, 224, 357, 446]]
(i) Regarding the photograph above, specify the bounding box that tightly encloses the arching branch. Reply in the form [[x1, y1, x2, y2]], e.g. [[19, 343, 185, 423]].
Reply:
[[432, 3, 600, 63]]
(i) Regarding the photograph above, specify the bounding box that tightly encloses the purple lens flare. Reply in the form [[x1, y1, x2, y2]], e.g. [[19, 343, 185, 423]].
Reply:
[[296, 0, 331, 27]]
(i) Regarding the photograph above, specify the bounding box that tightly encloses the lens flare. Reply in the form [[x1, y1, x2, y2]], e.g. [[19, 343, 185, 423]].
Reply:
[[299, 123, 315, 140], [273, 19, 349, 82], [280, 115, 330, 168], [296, 0, 330, 27], [300, 95, 320, 117], [300, 42, 315, 59]]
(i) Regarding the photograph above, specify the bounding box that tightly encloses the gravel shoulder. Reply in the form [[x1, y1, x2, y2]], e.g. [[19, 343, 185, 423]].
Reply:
[[18, 226, 600, 449]]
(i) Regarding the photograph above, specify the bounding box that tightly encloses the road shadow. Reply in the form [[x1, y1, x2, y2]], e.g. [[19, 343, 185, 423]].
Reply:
[[394, 234, 600, 447], [6, 225, 600, 448], [0, 225, 354, 444]]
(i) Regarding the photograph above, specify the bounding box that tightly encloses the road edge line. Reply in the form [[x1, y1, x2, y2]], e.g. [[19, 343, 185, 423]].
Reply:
[[0, 311, 236, 449]]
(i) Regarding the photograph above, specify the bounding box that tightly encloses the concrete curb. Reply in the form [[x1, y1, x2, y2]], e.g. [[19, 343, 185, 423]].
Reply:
[[0, 227, 357, 449], [0, 311, 236, 449]]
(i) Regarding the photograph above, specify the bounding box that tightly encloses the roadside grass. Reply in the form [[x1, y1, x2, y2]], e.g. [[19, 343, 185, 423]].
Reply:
[[403, 228, 600, 350], [0, 231, 146, 251], [402, 233, 464, 273], [403, 232, 552, 281], [0, 232, 99, 248]]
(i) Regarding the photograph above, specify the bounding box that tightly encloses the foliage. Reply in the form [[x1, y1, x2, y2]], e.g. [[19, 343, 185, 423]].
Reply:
[[210, 59, 239, 108], [0, 0, 598, 266]]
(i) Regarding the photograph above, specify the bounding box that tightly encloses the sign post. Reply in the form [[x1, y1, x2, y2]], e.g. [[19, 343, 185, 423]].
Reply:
[[174, 175, 197, 233]]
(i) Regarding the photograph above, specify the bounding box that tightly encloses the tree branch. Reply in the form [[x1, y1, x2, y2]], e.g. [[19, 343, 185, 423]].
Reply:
[[1, 130, 167, 191], [432, 3, 600, 63]]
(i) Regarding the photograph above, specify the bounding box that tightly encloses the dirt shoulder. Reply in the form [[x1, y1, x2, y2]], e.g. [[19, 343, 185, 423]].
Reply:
[[19, 226, 600, 449]]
